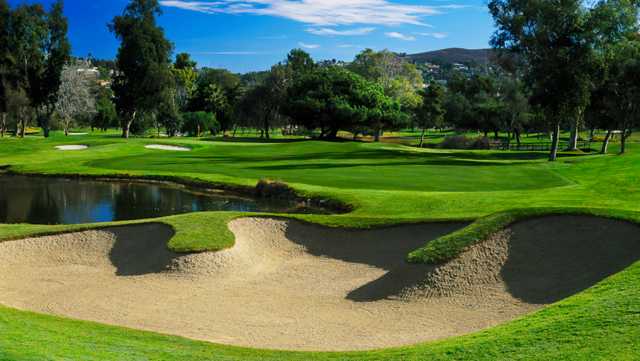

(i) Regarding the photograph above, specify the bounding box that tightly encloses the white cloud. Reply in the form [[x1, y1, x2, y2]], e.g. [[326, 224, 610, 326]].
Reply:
[[160, 0, 443, 26], [385, 31, 415, 41], [337, 44, 356, 48], [192, 51, 263, 55], [298, 42, 320, 49], [306, 27, 375, 36], [417, 32, 448, 39]]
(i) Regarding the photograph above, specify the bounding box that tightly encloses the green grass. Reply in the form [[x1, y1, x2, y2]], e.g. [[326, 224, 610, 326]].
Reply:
[[1, 130, 640, 360]]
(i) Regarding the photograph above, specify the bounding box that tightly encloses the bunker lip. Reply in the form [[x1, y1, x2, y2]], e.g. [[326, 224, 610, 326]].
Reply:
[[55, 145, 88, 151], [145, 144, 191, 151], [0, 215, 637, 351]]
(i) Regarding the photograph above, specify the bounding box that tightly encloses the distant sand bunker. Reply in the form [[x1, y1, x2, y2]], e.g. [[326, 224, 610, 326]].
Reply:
[[0, 216, 639, 351], [55, 145, 88, 151], [145, 144, 191, 151]]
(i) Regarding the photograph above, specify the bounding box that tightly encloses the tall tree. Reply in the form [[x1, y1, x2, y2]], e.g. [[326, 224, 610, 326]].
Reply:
[[286, 49, 315, 77], [190, 68, 240, 134], [349, 49, 423, 140], [415, 83, 445, 147], [174, 52, 196, 70], [39, 0, 70, 137], [9, 4, 47, 137], [0, 0, 10, 137], [92, 87, 117, 131], [109, 0, 173, 138], [284, 66, 403, 140], [237, 64, 288, 139], [55, 61, 96, 135], [489, 0, 597, 161]]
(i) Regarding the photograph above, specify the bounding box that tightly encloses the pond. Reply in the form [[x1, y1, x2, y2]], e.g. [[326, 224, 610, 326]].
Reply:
[[0, 175, 325, 225]]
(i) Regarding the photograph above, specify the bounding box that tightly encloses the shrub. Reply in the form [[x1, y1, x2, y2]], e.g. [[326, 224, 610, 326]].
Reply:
[[439, 135, 471, 149], [255, 179, 297, 199], [439, 135, 490, 150]]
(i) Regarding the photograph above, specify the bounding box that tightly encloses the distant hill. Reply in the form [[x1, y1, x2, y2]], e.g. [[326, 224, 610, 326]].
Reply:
[[403, 48, 494, 65]]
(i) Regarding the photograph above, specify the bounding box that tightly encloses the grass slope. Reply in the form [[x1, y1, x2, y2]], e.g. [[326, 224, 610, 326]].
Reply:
[[0, 131, 639, 360]]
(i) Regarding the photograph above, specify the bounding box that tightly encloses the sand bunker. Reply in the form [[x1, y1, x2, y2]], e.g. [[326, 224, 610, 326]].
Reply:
[[0, 216, 639, 351], [145, 144, 191, 151], [68, 132, 88, 136], [55, 145, 88, 151]]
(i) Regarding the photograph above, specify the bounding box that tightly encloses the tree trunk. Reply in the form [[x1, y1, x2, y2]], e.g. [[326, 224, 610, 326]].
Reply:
[[64, 120, 69, 136], [589, 128, 595, 141], [122, 112, 135, 139], [0, 113, 5, 138], [620, 129, 631, 154], [374, 128, 381, 142], [19, 113, 26, 138], [493, 130, 499, 139], [419, 128, 426, 148], [601, 130, 612, 154], [549, 122, 560, 162], [568, 120, 579, 151], [263, 115, 270, 139], [514, 128, 521, 146]]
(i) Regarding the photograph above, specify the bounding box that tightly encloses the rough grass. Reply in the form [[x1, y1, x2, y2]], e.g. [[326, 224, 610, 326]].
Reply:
[[1, 131, 640, 360]]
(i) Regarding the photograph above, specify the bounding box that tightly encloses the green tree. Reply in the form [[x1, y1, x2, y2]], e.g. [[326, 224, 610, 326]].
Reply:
[[349, 49, 423, 139], [415, 83, 445, 147], [0, 0, 10, 137], [39, 0, 70, 137], [9, 4, 47, 137], [489, 0, 597, 160], [286, 49, 315, 78], [236, 64, 288, 139], [190, 68, 240, 134], [92, 87, 117, 131], [181, 111, 218, 137], [284, 66, 404, 139], [499, 76, 529, 145], [174, 52, 196, 70], [172, 53, 197, 111], [109, 0, 174, 138]]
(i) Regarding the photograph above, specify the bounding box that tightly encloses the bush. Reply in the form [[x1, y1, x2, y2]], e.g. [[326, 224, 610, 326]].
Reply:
[[439, 135, 490, 150], [255, 179, 297, 199]]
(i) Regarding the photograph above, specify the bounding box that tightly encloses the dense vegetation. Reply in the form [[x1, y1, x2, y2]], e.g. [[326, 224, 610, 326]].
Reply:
[[2, 0, 639, 160]]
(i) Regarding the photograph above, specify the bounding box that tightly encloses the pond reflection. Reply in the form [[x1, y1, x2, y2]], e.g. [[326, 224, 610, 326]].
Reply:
[[0, 175, 320, 225]]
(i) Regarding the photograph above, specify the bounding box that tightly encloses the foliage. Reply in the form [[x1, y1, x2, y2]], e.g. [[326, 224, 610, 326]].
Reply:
[[92, 87, 117, 131], [284, 66, 405, 139], [109, 0, 174, 138], [439, 135, 490, 150], [489, 0, 599, 160], [39, 0, 71, 137], [181, 111, 218, 137], [415, 83, 445, 147], [189, 68, 240, 133]]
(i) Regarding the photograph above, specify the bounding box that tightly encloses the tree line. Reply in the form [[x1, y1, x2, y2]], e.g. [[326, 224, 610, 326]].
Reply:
[[1, 0, 638, 162]]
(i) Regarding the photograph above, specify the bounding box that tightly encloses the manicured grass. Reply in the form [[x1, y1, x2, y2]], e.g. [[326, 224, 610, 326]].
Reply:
[[1, 130, 640, 360]]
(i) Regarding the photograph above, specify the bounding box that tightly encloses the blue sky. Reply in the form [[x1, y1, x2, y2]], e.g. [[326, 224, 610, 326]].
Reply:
[[9, 0, 494, 73]]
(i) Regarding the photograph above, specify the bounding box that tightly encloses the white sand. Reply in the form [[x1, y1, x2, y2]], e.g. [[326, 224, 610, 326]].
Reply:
[[145, 144, 191, 151], [0, 216, 638, 351], [55, 145, 88, 151]]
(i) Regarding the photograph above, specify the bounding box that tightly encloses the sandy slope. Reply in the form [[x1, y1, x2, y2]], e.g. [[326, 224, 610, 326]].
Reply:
[[0, 216, 639, 351]]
